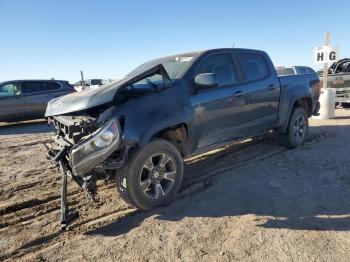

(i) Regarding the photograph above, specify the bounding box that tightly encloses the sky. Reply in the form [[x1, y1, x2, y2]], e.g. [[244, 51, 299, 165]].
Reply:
[[0, 0, 349, 83]]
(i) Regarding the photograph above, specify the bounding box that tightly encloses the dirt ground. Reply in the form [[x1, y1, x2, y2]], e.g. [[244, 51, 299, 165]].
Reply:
[[1, 109, 350, 262]]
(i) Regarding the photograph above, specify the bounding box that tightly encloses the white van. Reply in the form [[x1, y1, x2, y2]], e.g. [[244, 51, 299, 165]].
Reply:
[[74, 79, 104, 92]]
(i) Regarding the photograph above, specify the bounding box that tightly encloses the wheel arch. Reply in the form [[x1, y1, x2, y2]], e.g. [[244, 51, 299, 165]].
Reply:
[[279, 96, 312, 133], [149, 123, 189, 157], [292, 97, 313, 117]]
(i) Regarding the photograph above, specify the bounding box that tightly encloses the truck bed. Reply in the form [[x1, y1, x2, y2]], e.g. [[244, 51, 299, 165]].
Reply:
[[279, 73, 320, 112]]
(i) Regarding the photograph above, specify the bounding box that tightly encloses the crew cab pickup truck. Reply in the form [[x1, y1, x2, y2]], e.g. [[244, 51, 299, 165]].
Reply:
[[45, 48, 320, 228], [318, 58, 350, 104]]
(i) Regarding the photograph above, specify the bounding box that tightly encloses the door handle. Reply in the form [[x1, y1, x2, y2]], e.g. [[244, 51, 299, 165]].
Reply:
[[267, 85, 279, 91], [233, 91, 246, 97]]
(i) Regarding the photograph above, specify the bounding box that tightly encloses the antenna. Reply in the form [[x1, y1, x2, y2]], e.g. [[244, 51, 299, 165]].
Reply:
[[232, 42, 235, 48]]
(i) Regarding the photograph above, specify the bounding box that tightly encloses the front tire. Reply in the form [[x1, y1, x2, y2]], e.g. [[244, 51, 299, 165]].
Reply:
[[116, 139, 183, 210], [280, 107, 309, 148]]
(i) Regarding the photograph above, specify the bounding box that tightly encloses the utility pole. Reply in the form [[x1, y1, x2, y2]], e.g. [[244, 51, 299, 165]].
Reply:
[[323, 32, 330, 90]]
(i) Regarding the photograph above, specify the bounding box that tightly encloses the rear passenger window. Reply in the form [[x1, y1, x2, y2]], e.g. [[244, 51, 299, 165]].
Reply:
[[22, 81, 60, 94], [196, 54, 237, 86], [240, 53, 269, 81], [44, 82, 61, 91], [22, 82, 43, 94]]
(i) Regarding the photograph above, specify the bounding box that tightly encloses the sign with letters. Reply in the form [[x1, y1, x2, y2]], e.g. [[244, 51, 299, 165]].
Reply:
[[314, 46, 339, 64]]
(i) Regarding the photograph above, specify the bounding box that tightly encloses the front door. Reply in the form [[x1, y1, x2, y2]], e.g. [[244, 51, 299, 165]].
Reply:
[[0, 82, 25, 122], [190, 52, 250, 151]]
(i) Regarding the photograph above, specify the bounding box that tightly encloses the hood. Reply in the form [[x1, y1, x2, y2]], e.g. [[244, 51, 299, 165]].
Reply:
[[45, 64, 170, 117], [45, 77, 129, 117]]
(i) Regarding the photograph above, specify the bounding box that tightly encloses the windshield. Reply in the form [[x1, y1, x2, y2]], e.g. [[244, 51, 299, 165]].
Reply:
[[91, 79, 102, 85], [127, 51, 202, 80]]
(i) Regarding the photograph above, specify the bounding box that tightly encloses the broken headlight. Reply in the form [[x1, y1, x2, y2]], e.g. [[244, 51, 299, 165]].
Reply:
[[71, 118, 121, 176]]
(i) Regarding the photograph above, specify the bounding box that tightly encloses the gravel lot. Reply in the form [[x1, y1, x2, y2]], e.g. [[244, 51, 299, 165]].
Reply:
[[1, 109, 350, 261]]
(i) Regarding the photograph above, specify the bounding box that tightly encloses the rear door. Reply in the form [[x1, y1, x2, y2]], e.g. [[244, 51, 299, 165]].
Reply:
[[0, 82, 25, 121], [22, 81, 63, 118], [236, 51, 281, 134]]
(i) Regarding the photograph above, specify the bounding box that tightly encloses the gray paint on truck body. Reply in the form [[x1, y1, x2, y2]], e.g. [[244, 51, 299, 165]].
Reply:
[[47, 48, 320, 156]]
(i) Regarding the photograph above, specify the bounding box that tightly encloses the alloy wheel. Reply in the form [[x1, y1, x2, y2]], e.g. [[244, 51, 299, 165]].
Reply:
[[139, 153, 177, 200], [293, 114, 306, 144]]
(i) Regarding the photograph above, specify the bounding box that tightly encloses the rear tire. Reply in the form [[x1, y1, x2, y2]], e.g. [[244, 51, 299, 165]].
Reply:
[[280, 107, 309, 148], [116, 139, 183, 210]]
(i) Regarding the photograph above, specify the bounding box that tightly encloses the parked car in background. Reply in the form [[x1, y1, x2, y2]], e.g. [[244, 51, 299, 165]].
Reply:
[[45, 48, 320, 227], [276, 66, 316, 76], [0, 80, 75, 122], [74, 79, 113, 92], [318, 58, 350, 105]]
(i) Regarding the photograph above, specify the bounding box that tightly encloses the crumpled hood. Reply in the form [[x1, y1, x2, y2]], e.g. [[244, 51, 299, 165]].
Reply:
[[45, 64, 170, 117], [45, 77, 130, 117]]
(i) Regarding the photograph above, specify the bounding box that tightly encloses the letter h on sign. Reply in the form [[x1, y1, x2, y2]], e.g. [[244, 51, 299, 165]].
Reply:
[[317, 52, 324, 62]]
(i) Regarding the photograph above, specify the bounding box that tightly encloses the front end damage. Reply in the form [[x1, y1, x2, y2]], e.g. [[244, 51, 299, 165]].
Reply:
[[45, 64, 171, 229], [46, 114, 130, 229]]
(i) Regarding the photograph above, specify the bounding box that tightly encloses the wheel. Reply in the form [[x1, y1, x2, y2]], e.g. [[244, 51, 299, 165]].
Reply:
[[116, 139, 183, 210], [280, 107, 309, 148]]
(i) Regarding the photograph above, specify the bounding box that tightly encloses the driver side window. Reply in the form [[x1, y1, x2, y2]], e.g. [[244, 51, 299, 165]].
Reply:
[[196, 53, 237, 87], [0, 82, 21, 97]]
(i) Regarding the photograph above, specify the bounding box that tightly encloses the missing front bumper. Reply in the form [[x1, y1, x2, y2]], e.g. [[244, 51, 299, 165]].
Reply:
[[46, 136, 129, 229]]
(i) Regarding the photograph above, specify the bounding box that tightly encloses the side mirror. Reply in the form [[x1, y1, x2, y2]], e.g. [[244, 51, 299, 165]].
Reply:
[[194, 73, 218, 90]]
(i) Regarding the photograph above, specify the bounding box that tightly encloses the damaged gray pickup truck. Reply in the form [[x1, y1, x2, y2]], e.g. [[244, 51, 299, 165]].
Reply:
[[46, 48, 320, 228]]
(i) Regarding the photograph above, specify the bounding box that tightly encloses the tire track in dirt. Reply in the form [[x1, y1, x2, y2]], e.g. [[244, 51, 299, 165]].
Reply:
[[0, 135, 283, 260], [0, 178, 130, 260], [0, 129, 323, 261], [0, 183, 118, 228]]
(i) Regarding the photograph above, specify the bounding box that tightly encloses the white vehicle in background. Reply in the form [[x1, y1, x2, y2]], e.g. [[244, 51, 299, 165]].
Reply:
[[276, 66, 316, 76], [74, 79, 113, 92]]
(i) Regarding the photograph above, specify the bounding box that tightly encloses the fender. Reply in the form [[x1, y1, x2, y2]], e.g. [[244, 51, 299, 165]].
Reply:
[[138, 119, 191, 149], [277, 94, 312, 133], [116, 82, 193, 151], [276, 75, 314, 132]]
